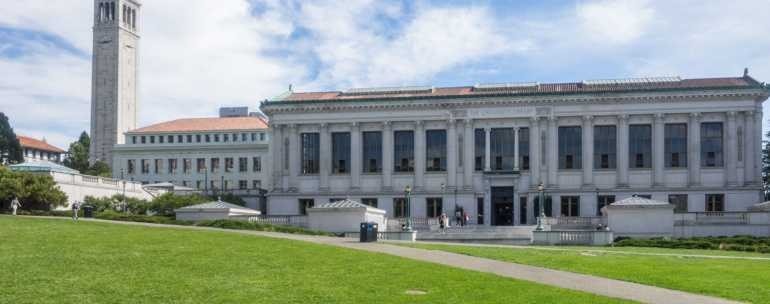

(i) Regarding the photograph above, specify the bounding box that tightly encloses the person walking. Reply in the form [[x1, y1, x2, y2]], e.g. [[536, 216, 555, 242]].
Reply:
[[71, 201, 81, 221], [10, 197, 21, 216], [463, 210, 470, 226], [438, 213, 446, 232]]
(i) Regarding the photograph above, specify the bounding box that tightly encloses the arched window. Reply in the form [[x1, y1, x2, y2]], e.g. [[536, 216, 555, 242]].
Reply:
[[110, 2, 116, 21], [98, 3, 104, 22]]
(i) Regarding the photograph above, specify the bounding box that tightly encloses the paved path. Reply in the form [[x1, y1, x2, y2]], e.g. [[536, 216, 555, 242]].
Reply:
[[18, 216, 743, 304]]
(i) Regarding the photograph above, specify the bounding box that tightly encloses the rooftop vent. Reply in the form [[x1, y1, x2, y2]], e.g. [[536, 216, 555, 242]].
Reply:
[[582, 76, 681, 86], [343, 86, 434, 96], [473, 82, 539, 92]]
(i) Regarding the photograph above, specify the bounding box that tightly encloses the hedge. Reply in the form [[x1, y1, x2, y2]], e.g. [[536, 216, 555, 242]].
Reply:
[[614, 236, 770, 253]]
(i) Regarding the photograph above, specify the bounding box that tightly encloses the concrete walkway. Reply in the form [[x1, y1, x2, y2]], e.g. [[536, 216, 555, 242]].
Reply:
[[19, 216, 743, 304]]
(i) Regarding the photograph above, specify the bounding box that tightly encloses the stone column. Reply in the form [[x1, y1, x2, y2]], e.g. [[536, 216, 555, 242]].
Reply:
[[463, 119, 474, 190], [653, 113, 665, 187], [288, 124, 299, 192], [382, 121, 393, 191], [582, 115, 594, 187], [529, 117, 541, 186], [726, 111, 738, 186], [547, 116, 558, 188], [414, 121, 425, 190], [270, 124, 283, 191], [350, 122, 361, 191], [319, 123, 330, 193], [484, 127, 491, 171], [540, 118, 549, 186], [744, 110, 755, 185], [755, 108, 763, 184], [447, 119, 458, 189], [513, 126, 520, 171], [617, 114, 629, 188], [688, 113, 701, 186]]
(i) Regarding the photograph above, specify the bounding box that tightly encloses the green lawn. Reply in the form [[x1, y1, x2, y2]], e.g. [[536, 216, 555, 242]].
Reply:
[[0, 217, 631, 304], [406, 243, 770, 304]]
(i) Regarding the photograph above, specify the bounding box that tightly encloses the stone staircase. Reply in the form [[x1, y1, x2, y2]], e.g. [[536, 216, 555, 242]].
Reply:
[[415, 225, 535, 245]]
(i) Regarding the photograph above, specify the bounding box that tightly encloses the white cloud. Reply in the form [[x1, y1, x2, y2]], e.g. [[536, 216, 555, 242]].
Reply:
[[575, 0, 655, 45]]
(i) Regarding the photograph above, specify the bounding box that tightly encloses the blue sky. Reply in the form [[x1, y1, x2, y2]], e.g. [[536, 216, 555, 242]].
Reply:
[[1, 0, 770, 149]]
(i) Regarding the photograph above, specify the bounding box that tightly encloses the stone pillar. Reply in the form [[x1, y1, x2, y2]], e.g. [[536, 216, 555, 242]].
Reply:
[[540, 118, 549, 186], [688, 113, 701, 186], [350, 122, 361, 191], [529, 117, 541, 186], [755, 108, 763, 185], [582, 115, 594, 187], [726, 111, 738, 186], [514, 126, 520, 171], [414, 121, 425, 190], [319, 123, 330, 193], [484, 127, 491, 171], [463, 119, 474, 190], [270, 124, 283, 191], [653, 113, 665, 187], [447, 119, 458, 189], [547, 116, 558, 188], [617, 114, 629, 188], [744, 110, 755, 185], [288, 124, 299, 192], [382, 121, 393, 191]]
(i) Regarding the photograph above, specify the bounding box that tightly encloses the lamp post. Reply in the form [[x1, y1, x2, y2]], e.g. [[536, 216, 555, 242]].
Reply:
[[535, 182, 546, 231], [120, 169, 127, 213], [404, 185, 412, 232]]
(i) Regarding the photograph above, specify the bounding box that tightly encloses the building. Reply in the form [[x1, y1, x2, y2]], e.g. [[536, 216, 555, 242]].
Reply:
[[89, 0, 140, 166], [260, 74, 769, 226], [111, 115, 270, 207], [18, 135, 65, 163]]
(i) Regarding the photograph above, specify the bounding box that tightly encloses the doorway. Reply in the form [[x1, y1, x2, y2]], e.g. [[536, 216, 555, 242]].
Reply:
[[491, 186, 514, 226]]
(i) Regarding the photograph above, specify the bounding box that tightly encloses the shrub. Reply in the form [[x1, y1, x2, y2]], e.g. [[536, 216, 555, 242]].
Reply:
[[149, 193, 209, 216], [614, 236, 770, 253]]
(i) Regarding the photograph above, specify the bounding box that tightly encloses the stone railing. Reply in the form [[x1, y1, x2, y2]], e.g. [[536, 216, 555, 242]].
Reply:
[[532, 230, 613, 245], [386, 217, 440, 231], [674, 212, 767, 226], [243, 215, 308, 228], [344, 231, 417, 242], [543, 216, 607, 229]]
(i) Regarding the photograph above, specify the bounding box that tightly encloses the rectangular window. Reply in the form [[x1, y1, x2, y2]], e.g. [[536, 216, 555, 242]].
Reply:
[[187, 135, 192, 143], [253, 157, 261, 172], [168, 159, 177, 174], [491, 128, 515, 171], [238, 180, 248, 190], [153, 159, 162, 174], [426, 130, 447, 172], [299, 199, 314, 215], [183, 158, 191, 174], [196, 134, 201, 143], [701, 122, 724, 167], [214, 134, 220, 142], [251, 133, 256, 141], [594, 125, 617, 169], [232, 133, 238, 142], [205, 134, 210, 142], [477, 197, 484, 224], [534, 196, 553, 217], [301, 133, 320, 174], [519, 196, 528, 224], [559, 126, 582, 169], [225, 157, 234, 173], [127, 160, 135, 174], [150, 136, 155, 144], [241, 133, 247, 141], [210, 158, 220, 173], [238, 157, 248, 172], [394, 130, 414, 172], [560, 196, 580, 217], [361, 198, 378, 208], [131, 136, 136, 144], [705, 194, 725, 212], [665, 124, 688, 168], [332, 132, 351, 174], [159, 136, 164, 143], [252, 180, 261, 189], [668, 194, 688, 213], [178, 135, 183, 143], [629, 124, 652, 168], [141, 136, 146, 144], [260, 133, 265, 141], [519, 128, 530, 170], [362, 131, 382, 173], [168, 135, 174, 143], [475, 129, 485, 171], [393, 198, 407, 218], [426, 197, 443, 218], [597, 195, 615, 216], [196, 158, 206, 173], [223, 134, 229, 142]]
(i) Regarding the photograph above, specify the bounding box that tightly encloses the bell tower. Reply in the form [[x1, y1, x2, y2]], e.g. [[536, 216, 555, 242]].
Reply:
[[89, 0, 140, 168]]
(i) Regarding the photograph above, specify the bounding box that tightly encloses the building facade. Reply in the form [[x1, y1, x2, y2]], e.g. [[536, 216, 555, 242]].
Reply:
[[260, 75, 769, 225], [90, 0, 140, 166], [18, 136, 65, 163]]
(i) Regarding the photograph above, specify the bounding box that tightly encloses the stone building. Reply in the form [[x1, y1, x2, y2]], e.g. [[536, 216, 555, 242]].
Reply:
[[17, 135, 65, 163], [260, 74, 769, 226]]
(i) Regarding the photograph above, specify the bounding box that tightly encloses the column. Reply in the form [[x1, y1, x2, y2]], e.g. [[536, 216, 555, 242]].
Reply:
[[755, 108, 763, 185], [447, 119, 458, 189], [350, 122, 361, 190], [547, 116, 558, 188], [382, 122, 393, 191], [744, 110, 755, 185], [726, 111, 738, 186], [653, 113, 665, 187], [529, 117, 541, 186], [288, 124, 299, 192], [540, 118, 549, 186], [270, 124, 283, 191], [582, 115, 594, 187], [463, 119, 474, 190], [688, 113, 701, 186], [319, 123, 330, 193], [414, 121, 425, 190], [484, 127, 491, 171], [617, 115, 629, 188], [514, 126, 520, 171]]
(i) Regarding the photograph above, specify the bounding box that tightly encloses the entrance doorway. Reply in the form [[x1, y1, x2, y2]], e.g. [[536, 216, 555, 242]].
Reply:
[[491, 186, 514, 226]]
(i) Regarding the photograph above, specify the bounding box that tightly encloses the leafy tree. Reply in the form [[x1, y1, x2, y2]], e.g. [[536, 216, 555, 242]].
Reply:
[[149, 193, 209, 216], [84, 194, 149, 214], [0, 113, 23, 165], [0, 166, 67, 210], [63, 131, 91, 173], [85, 160, 112, 177]]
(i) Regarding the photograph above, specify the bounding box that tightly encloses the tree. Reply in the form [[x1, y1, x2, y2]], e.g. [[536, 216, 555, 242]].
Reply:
[[0, 112, 23, 165], [85, 160, 112, 177], [63, 132, 112, 177], [149, 193, 209, 216], [0, 166, 67, 210], [763, 131, 770, 200]]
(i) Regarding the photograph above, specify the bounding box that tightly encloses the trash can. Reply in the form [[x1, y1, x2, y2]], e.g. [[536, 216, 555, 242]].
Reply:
[[83, 205, 94, 218], [359, 222, 378, 242]]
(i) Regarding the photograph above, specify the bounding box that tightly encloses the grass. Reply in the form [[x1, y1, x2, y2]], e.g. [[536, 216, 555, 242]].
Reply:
[[0, 217, 632, 304], [405, 242, 770, 303]]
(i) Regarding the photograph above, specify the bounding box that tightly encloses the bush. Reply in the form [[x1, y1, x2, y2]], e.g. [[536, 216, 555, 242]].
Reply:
[[614, 236, 770, 253], [149, 193, 209, 216], [95, 210, 186, 225], [83, 194, 150, 214]]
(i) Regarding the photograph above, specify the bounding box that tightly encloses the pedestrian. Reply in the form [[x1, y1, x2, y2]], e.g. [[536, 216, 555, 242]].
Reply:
[[10, 197, 21, 216], [454, 209, 461, 227], [463, 210, 470, 226], [439, 213, 446, 232], [71, 201, 81, 221]]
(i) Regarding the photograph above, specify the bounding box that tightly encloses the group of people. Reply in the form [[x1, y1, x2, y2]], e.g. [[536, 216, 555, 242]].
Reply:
[[7, 196, 81, 221], [438, 209, 471, 232]]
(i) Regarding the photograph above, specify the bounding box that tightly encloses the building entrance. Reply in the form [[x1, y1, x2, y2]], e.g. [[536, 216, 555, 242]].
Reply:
[[491, 186, 514, 226]]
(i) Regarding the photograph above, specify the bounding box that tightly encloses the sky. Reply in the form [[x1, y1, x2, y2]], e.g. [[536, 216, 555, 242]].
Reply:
[[1, 0, 770, 149]]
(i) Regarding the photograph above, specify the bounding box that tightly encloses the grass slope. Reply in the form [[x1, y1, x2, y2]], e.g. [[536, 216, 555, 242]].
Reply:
[[408, 243, 770, 303], [0, 217, 631, 304]]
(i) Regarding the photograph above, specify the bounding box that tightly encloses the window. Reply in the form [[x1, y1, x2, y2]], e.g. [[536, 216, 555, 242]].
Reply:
[[394, 130, 414, 172], [196, 158, 206, 173], [210, 158, 220, 173], [232, 133, 238, 142], [560, 196, 580, 217], [361, 198, 378, 208], [223, 134, 229, 142], [329, 198, 345, 203], [253, 157, 261, 172], [701, 122, 723, 167], [533, 196, 553, 217], [491, 128, 515, 171], [299, 199, 314, 215], [426, 130, 447, 171], [393, 198, 407, 218], [168, 159, 177, 174], [214, 134, 220, 142], [168, 135, 174, 143], [241, 133, 247, 141], [205, 134, 210, 143], [301, 133, 320, 174], [597, 195, 615, 216], [559, 126, 582, 169], [141, 136, 146, 144], [141, 160, 149, 174], [705, 194, 724, 212], [225, 158, 234, 173], [131, 136, 136, 144], [238, 180, 248, 190], [196, 134, 201, 143], [251, 133, 256, 141], [154, 159, 162, 174], [636, 194, 653, 199], [127, 160, 135, 174], [426, 198, 443, 218], [332, 132, 351, 174], [477, 197, 484, 224], [238, 157, 248, 172], [668, 194, 688, 213], [150, 136, 155, 144], [629, 125, 652, 168], [196, 181, 202, 189], [474, 129, 485, 171], [519, 197, 528, 224], [159, 136, 164, 143], [594, 125, 617, 169], [178, 135, 183, 143], [252, 180, 261, 189], [519, 128, 530, 170], [183, 159, 191, 174], [260, 133, 265, 141], [665, 124, 688, 168], [187, 135, 192, 143], [362, 131, 382, 173]]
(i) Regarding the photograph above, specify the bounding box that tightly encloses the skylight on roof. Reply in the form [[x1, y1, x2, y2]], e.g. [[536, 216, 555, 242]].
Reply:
[[343, 86, 433, 96], [473, 82, 539, 90], [582, 76, 681, 86]]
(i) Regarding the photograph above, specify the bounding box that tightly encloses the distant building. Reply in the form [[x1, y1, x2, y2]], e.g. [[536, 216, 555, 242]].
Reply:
[[18, 136, 65, 163], [219, 107, 250, 118]]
